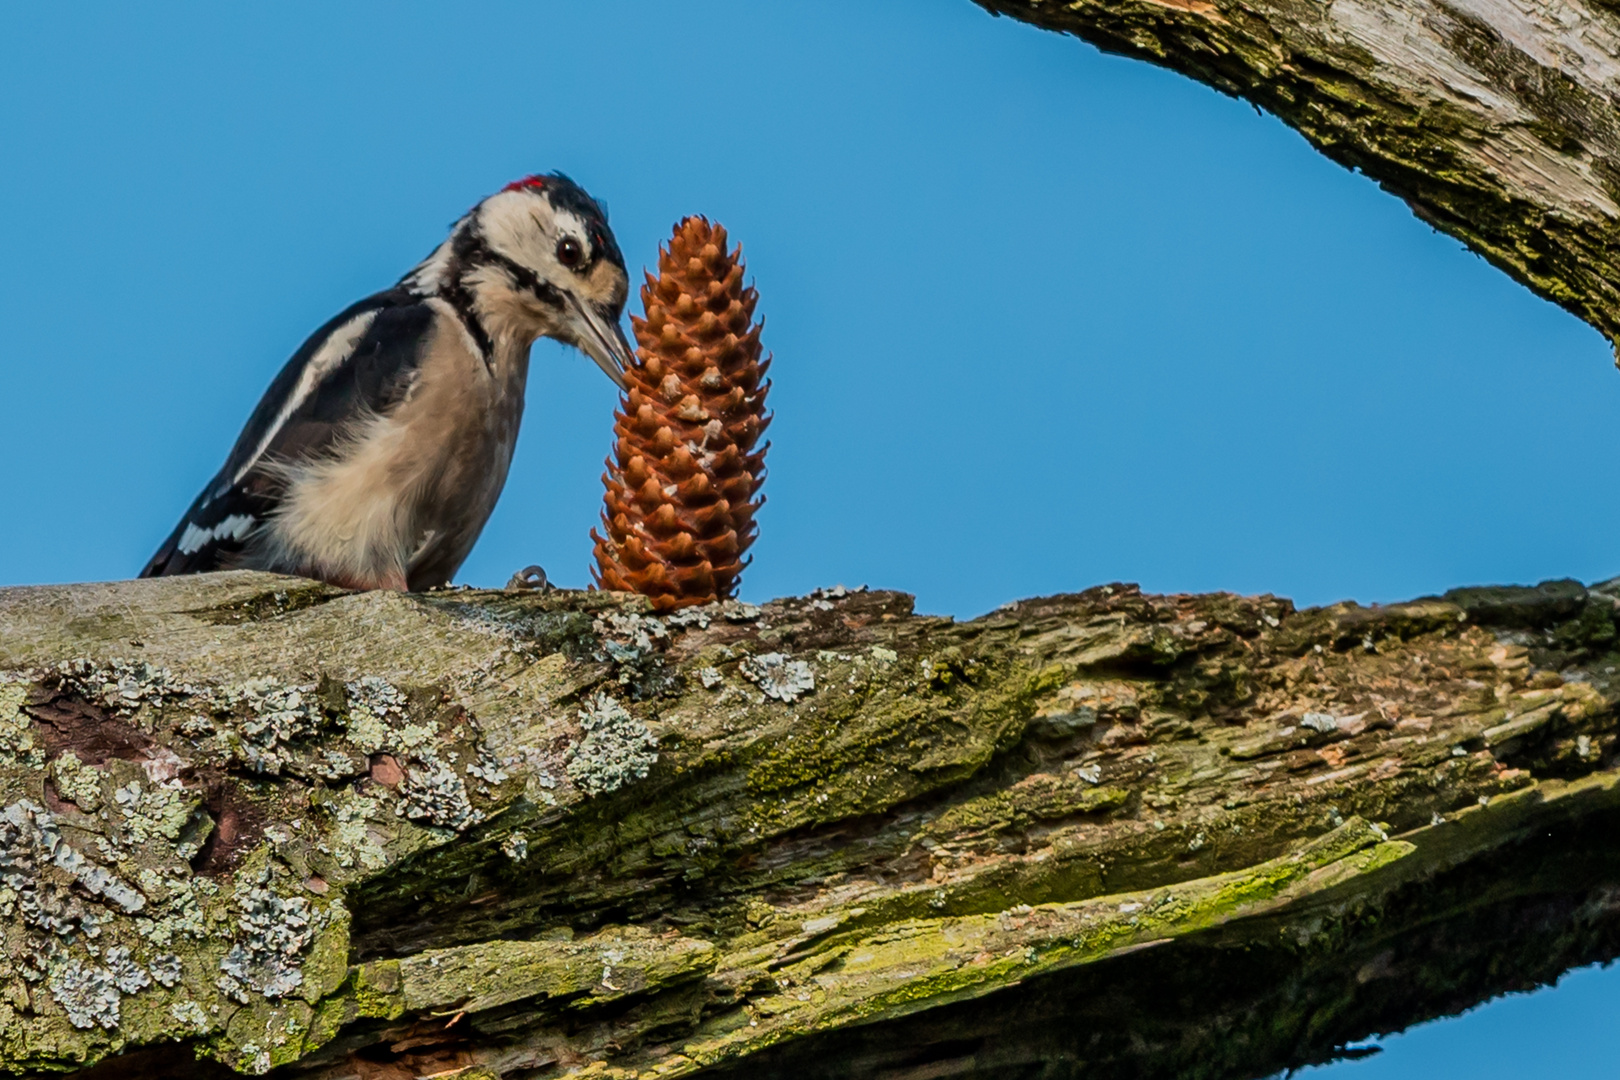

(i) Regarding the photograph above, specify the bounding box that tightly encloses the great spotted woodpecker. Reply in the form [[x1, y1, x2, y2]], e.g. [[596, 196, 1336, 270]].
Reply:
[[141, 173, 633, 591]]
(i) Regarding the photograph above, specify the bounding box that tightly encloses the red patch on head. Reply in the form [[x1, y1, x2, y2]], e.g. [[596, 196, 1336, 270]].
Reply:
[[503, 175, 548, 193]]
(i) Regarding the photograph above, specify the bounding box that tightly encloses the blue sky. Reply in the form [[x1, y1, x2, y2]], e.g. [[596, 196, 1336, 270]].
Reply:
[[1, 2, 1615, 1073]]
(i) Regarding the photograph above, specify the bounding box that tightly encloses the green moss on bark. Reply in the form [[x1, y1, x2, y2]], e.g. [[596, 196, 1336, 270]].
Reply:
[[0, 575, 1618, 1078]]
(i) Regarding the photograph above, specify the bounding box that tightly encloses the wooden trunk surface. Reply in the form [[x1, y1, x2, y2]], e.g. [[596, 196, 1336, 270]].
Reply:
[[0, 572, 1616, 1078]]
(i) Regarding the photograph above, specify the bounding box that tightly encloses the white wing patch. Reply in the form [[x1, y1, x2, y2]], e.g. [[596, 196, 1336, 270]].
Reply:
[[178, 513, 257, 555], [233, 309, 379, 485]]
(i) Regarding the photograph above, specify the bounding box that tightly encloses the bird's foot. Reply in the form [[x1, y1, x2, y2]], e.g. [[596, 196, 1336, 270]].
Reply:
[[506, 565, 551, 591]]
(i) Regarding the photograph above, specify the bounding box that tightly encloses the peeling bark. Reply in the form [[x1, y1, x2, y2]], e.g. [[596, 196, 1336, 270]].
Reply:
[[975, 0, 1620, 349], [0, 572, 1618, 1078]]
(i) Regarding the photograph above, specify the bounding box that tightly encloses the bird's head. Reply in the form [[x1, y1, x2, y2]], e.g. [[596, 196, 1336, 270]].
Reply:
[[410, 173, 634, 389]]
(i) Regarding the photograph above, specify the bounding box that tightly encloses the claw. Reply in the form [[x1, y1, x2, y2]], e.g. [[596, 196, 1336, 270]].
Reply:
[[506, 565, 550, 591]]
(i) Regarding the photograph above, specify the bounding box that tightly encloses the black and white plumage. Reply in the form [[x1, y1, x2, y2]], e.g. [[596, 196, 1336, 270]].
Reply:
[[141, 173, 633, 592]]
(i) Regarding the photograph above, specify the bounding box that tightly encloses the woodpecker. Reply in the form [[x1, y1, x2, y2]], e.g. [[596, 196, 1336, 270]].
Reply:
[[141, 173, 633, 592]]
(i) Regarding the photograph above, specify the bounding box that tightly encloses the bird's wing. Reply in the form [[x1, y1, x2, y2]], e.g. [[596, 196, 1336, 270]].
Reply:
[[141, 289, 437, 577]]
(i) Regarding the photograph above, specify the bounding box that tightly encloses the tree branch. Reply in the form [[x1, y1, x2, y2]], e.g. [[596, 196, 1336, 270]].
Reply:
[[976, 0, 1620, 348], [1, 572, 1618, 1077]]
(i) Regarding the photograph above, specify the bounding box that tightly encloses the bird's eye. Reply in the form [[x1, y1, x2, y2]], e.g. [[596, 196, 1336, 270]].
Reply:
[[556, 236, 584, 268]]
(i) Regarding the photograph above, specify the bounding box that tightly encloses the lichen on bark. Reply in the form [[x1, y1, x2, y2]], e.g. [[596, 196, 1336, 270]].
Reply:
[[0, 572, 1618, 1077]]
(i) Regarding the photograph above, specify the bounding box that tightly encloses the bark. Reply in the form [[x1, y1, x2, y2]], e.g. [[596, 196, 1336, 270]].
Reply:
[[0, 572, 1618, 1079], [975, 0, 1620, 349]]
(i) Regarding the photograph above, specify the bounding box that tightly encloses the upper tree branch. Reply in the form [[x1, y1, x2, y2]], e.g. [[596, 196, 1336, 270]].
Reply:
[[977, 0, 1620, 348]]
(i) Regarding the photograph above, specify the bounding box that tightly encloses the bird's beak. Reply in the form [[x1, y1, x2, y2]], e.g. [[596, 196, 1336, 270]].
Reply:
[[566, 295, 632, 391]]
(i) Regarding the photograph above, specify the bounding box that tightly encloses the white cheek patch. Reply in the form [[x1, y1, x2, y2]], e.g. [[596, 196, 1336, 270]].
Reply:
[[480, 194, 591, 273], [479, 193, 553, 267], [178, 514, 257, 555]]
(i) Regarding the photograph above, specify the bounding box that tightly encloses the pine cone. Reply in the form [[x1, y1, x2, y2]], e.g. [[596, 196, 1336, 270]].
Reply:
[[591, 218, 770, 611]]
